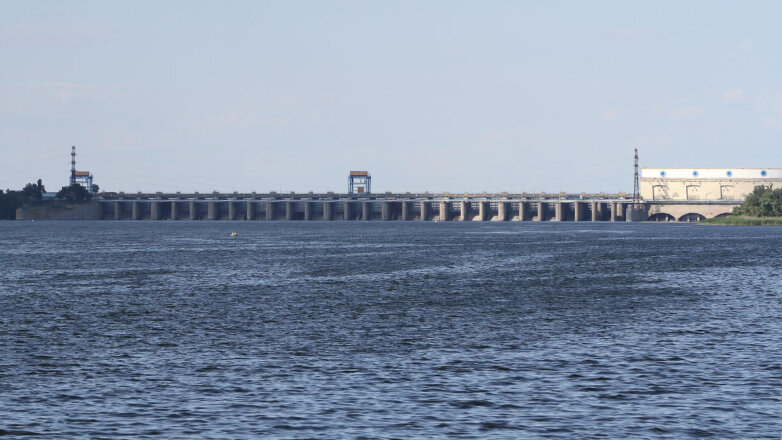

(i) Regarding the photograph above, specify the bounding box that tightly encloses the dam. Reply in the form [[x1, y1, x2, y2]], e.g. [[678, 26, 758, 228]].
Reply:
[[102, 195, 629, 222], [17, 192, 739, 222], [14, 150, 771, 222], [106, 197, 631, 221], [15, 149, 777, 222]]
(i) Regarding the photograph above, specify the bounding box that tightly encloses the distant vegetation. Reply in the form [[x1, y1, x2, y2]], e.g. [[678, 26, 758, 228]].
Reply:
[[0, 179, 97, 220], [731, 185, 782, 217], [701, 186, 782, 225], [57, 183, 98, 203], [0, 179, 45, 219], [701, 216, 782, 226]]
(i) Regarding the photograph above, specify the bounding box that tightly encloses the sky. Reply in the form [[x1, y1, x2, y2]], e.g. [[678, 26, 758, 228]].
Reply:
[[2, 1, 781, 194]]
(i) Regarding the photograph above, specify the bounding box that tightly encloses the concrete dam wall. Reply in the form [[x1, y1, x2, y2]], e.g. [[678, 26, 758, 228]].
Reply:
[[16, 194, 740, 222], [97, 198, 630, 222], [16, 201, 104, 220]]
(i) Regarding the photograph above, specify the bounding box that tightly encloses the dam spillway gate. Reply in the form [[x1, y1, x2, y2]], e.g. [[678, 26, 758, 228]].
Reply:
[[99, 197, 639, 222]]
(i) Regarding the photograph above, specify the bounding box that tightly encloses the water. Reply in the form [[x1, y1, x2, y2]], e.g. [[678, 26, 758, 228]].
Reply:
[[0, 221, 780, 439]]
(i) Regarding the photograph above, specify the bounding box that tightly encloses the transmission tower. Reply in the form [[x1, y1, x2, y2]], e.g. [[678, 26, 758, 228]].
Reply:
[[633, 148, 640, 206], [68, 146, 95, 193], [71, 146, 76, 186]]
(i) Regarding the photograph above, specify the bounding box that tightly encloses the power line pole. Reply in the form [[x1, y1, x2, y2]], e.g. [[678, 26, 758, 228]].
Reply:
[[71, 146, 76, 186], [633, 148, 640, 207]]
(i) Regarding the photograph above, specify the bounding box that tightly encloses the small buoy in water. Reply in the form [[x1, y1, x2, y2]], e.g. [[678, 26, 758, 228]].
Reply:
[[230, 232, 238, 237]]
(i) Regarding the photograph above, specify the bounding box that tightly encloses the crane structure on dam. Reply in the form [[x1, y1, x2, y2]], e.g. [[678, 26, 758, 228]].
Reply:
[[348, 171, 371, 195]]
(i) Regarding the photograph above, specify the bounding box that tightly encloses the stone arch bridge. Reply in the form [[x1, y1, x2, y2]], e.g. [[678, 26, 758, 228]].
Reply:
[[642, 200, 740, 222]]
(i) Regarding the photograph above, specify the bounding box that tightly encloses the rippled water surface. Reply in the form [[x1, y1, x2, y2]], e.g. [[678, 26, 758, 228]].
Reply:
[[1, 221, 780, 439]]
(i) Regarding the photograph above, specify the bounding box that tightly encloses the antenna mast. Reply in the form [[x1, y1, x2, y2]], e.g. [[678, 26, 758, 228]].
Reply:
[[71, 146, 76, 186], [633, 148, 640, 206]]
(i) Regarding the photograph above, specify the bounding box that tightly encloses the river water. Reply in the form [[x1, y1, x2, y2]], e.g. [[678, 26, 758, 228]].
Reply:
[[0, 221, 780, 439]]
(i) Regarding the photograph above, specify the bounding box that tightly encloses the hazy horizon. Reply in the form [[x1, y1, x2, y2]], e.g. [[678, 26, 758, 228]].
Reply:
[[3, 1, 782, 194]]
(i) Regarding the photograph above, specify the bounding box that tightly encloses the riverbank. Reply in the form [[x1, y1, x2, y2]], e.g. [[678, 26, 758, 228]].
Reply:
[[15, 201, 102, 220], [700, 216, 782, 225]]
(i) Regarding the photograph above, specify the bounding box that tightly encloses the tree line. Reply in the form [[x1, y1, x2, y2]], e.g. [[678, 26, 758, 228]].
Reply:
[[0, 180, 99, 220], [733, 185, 782, 217]]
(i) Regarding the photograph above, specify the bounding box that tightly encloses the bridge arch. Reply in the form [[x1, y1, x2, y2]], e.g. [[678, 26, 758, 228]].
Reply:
[[714, 212, 733, 218], [678, 213, 706, 222], [648, 213, 675, 222]]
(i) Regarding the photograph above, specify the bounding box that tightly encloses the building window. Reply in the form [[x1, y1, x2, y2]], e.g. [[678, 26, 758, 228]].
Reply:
[[726, 170, 733, 177], [692, 170, 699, 177]]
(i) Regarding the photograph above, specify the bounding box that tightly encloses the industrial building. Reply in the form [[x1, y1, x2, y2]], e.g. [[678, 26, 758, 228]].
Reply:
[[640, 168, 782, 201]]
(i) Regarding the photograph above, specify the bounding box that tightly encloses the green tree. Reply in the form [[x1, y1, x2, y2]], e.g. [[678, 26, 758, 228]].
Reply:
[[21, 179, 45, 204], [56, 184, 92, 202], [0, 190, 24, 219], [733, 185, 782, 217]]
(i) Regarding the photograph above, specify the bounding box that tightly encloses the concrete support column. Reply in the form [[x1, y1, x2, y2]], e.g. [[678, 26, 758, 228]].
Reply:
[[266, 201, 275, 220], [381, 202, 391, 221], [208, 201, 218, 220], [555, 202, 563, 221], [498, 202, 508, 221], [304, 201, 313, 220], [170, 201, 178, 220], [323, 201, 332, 220], [624, 204, 646, 222], [597, 202, 605, 220], [478, 202, 488, 221], [591, 201, 598, 221], [439, 201, 449, 221], [625, 204, 634, 222], [246, 201, 255, 220], [228, 201, 236, 220], [343, 201, 351, 220], [286, 201, 294, 220], [401, 201, 410, 220], [114, 201, 121, 220], [189, 201, 197, 220], [459, 201, 467, 221], [132, 201, 140, 220], [610, 202, 618, 222], [420, 201, 430, 221], [574, 201, 583, 222], [362, 201, 370, 220], [150, 201, 160, 220], [535, 201, 544, 221], [519, 202, 529, 221]]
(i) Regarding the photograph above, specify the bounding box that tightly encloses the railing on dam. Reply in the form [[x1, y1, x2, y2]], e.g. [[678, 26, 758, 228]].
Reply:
[[99, 191, 628, 201]]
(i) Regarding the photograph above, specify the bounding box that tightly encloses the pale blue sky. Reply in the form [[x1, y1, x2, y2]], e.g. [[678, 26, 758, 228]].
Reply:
[[2, 1, 781, 193]]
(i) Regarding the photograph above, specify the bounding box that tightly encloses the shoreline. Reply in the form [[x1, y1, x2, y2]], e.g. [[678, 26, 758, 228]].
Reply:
[[700, 216, 782, 226]]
